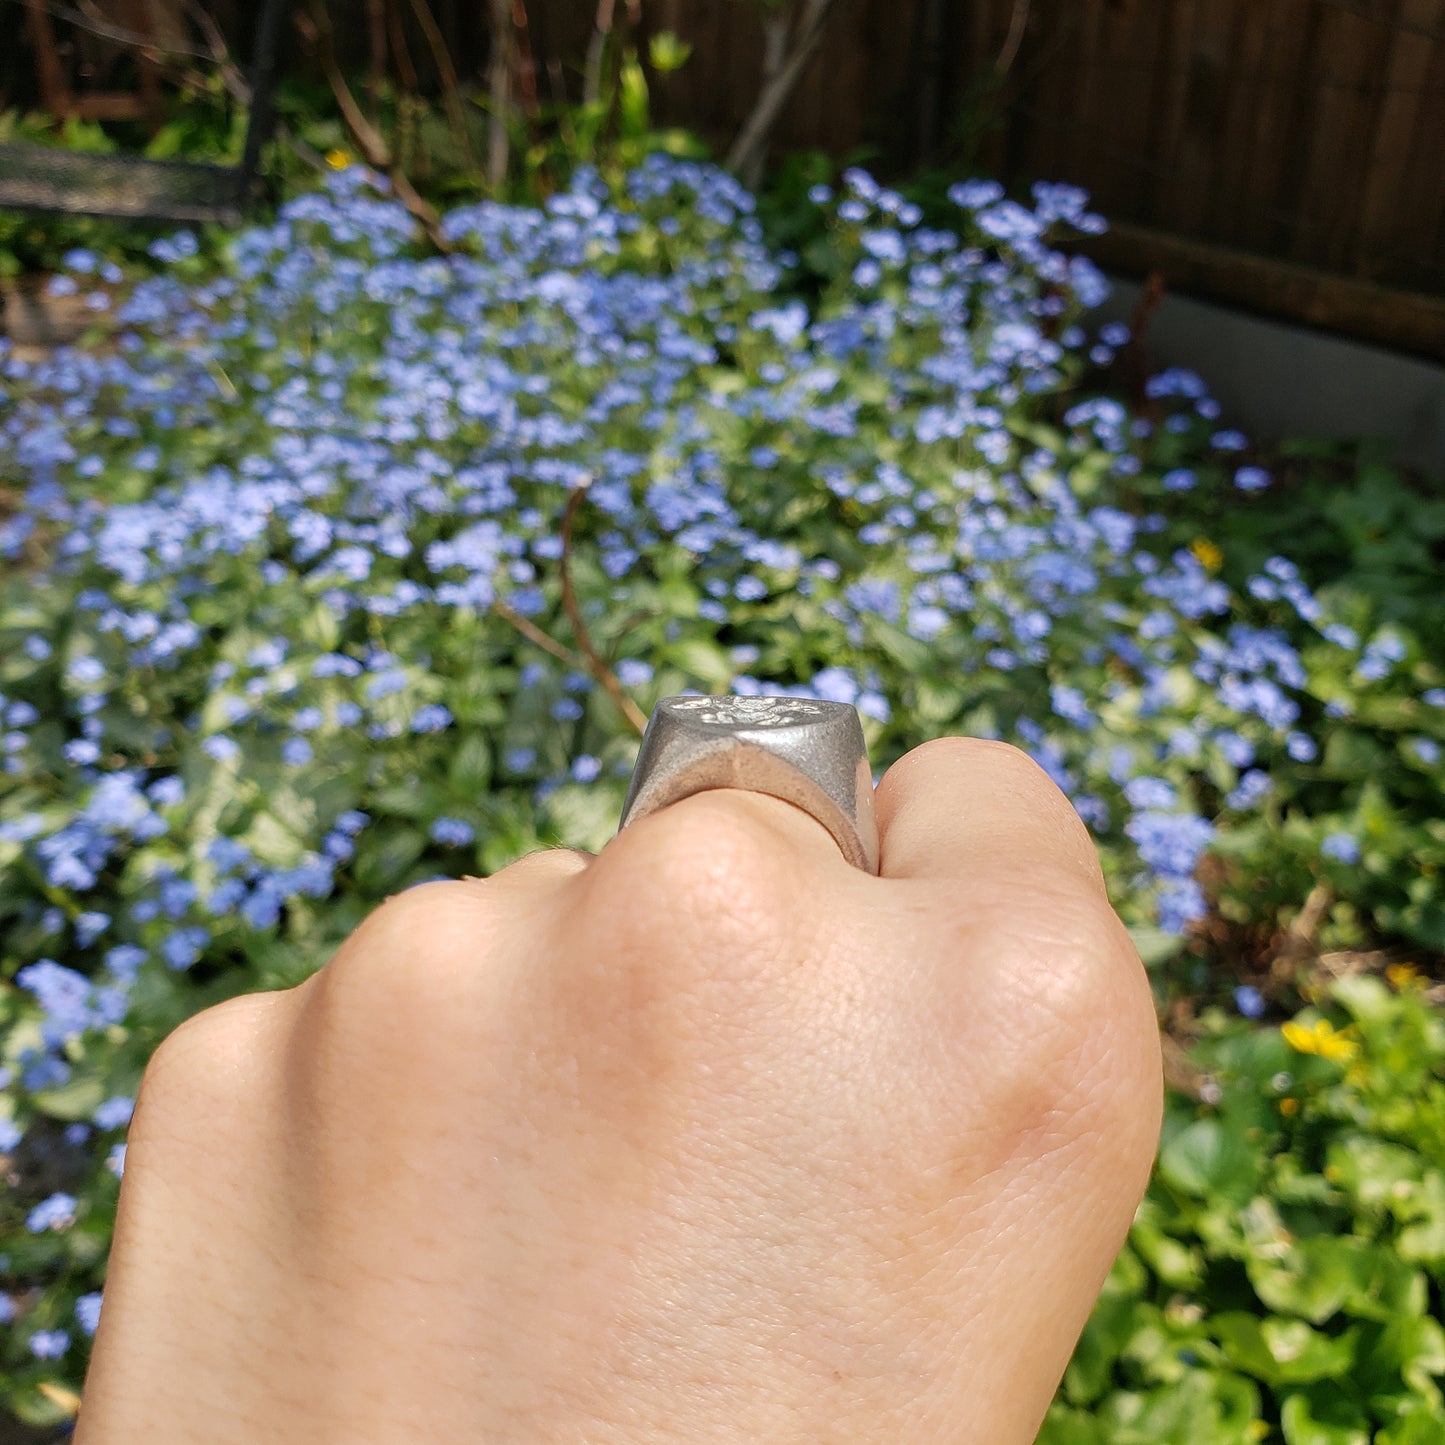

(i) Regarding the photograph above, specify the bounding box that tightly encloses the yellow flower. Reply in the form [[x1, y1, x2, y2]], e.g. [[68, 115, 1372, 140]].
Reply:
[[1279, 1096, 1300, 1116], [325, 148, 352, 170], [1190, 537, 1223, 572], [1386, 963, 1421, 991], [1281, 1017, 1359, 1064]]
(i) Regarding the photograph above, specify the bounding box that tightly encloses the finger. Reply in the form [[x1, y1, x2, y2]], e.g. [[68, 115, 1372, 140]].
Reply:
[[600, 786, 859, 879], [872, 737, 1107, 896]]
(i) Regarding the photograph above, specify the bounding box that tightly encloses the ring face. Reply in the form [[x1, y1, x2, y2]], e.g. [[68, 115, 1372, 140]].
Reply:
[[617, 695, 880, 874]]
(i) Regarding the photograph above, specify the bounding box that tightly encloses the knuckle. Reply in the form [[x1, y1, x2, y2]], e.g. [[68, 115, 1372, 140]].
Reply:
[[995, 889, 1159, 1144], [604, 792, 798, 947], [295, 880, 511, 1089], [925, 872, 1152, 1125], [134, 992, 280, 1140]]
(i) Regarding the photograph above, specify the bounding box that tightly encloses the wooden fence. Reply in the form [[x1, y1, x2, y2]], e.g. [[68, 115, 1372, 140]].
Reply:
[[643, 0, 1445, 353], [6, 0, 1444, 352]]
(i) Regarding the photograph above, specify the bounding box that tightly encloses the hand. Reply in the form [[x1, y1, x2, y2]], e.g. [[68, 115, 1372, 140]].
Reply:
[[75, 738, 1161, 1443]]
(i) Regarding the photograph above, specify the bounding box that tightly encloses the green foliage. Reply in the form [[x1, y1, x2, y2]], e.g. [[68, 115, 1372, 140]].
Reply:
[[1151, 440, 1445, 962], [1041, 974, 1445, 1444]]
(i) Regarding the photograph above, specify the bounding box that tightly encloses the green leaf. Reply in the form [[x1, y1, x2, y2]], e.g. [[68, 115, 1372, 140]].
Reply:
[[1126, 924, 1187, 968], [448, 732, 492, 795], [1036, 1406, 1105, 1445], [352, 826, 427, 894], [648, 31, 692, 73], [1377, 1400, 1445, 1444], [541, 782, 625, 853], [1278, 1383, 1370, 1445], [31, 1072, 104, 1123], [1247, 1237, 1415, 1327], [1158, 1117, 1261, 1205], [1213, 1313, 1359, 1387]]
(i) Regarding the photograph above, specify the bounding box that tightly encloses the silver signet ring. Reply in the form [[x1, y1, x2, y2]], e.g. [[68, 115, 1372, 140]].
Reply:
[[617, 695, 880, 874]]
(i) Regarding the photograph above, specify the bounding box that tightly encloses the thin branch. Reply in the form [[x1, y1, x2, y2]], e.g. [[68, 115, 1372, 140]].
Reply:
[[726, 0, 842, 189], [486, 0, 512, 188], [296, 5, 452, 252], [492, 600, 587, 669], [183, 0, 247, 104], [510, 0, 540, 117], [407, 0, 478, 167], [385, 0, 420, 91], [15, 0, 216, 61], [559, 484, 648, 737], [995, 0, 1031, 78], [582, 0, 616, 107], [365, 0, 388, 118]]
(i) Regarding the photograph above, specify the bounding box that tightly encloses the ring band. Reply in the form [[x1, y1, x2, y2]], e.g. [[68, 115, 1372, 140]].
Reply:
[[617, 695, 880, 874]]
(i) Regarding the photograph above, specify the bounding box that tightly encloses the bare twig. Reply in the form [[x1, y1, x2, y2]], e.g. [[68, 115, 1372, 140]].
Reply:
[[407, 0, 478, 166], [486, 0, 512, 187], [1270, 880, 1335, 989], [24, 0, 215, 60], [727, 0, 843, 189], [510, 0, 540, 116], [365, 0, 387, 118], [183, 0, 248, 103], [582, 0, 616, 107], [559, 485, 648, 737], [296, 5, 452, 252], [492, 601, 587, 669], [995, 0, 1032, 78], [385, 0, 420, 92]]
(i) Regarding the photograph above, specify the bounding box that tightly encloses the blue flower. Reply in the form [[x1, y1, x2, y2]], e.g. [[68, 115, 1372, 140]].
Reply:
[[75, 1291, 103, 1336], [1321, 832, 1360, 865], [74, 911, 111, 946], [616, 659, 653, 687], [1155, 877, 1207, 933], [571, 754, 603, 783], [1226, 770, 1273, 810], [160, 926, 209, 971], [430, 817, 475, 847], [29, 1329, 71, 1359], [1234, 985, 1265, 1019], [1126, 811, 1215, 879], [27, 1191, 78, 1233], [410, 703, 454, 733], [93, 1096, 135, 1130], [281, 737, 313, 766], [1285, 733, 1317, 762]]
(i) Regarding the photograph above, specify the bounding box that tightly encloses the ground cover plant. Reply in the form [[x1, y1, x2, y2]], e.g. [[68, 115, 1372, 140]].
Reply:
[[1, 159, 1442, 1437]]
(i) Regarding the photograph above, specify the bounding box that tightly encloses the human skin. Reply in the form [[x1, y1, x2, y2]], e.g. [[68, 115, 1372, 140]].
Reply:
[[75, 737, 1162, 1443]]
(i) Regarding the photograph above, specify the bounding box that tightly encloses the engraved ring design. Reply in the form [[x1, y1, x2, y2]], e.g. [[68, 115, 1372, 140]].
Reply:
[[616, 695, 880, 875]]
